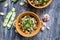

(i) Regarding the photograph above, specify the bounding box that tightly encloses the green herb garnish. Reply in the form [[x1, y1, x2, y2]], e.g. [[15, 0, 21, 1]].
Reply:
[[19, 15, 37, 34]]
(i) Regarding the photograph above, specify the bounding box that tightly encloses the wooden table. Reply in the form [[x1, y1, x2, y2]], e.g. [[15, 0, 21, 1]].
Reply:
[[0, 0, 60, 40]]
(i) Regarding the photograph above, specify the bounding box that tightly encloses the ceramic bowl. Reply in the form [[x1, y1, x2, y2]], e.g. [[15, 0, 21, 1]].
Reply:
[[16, 11, 44, 37], [27, 0, 52, 8]]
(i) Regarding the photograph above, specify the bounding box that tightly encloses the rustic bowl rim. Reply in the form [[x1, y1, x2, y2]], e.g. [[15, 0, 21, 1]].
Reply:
[[27, 0, 52, 8], [16, 11, 44, 37]]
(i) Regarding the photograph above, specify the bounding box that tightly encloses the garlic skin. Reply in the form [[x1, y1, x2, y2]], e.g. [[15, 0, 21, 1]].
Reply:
[[42, 14, 50, 22], [24, 0, 27, 3], [46, 26, 50, 30], [43, 22, 46, 26], [41, 27, 45, 31], [13, 20, 16, 27]]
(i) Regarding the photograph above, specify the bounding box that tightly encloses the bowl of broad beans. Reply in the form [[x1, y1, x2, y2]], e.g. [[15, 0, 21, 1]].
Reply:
[[15, 11, 44, 37], [27, 0, 52, 8]]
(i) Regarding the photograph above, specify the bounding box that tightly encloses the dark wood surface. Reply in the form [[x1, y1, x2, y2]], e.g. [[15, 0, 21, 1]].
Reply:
[[0, 0, 60, 40]]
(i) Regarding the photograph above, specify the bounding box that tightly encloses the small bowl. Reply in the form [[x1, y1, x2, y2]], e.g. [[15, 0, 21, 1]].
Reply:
[[16, 11, 44, 37], [27, 0, 52, 8]]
